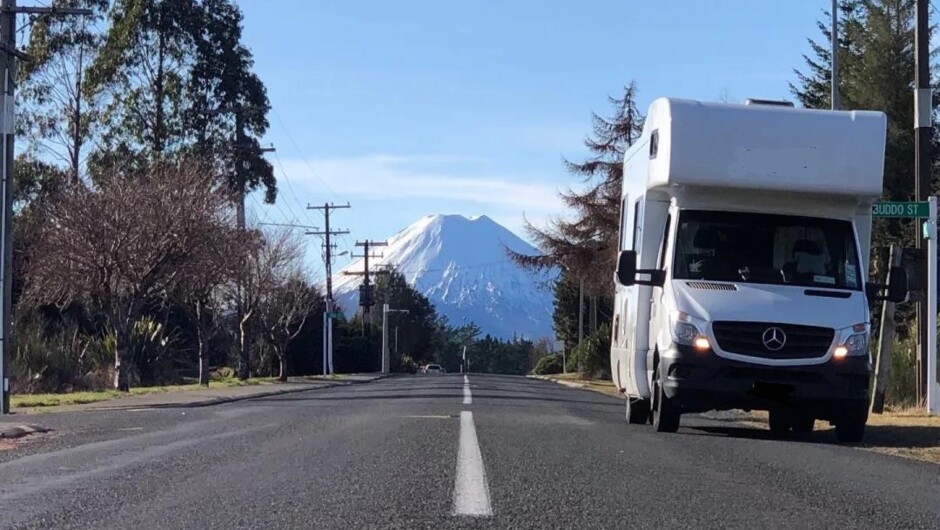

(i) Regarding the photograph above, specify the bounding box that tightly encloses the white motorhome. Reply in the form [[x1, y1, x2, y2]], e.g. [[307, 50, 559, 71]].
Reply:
[[611, 98, 907, 443]]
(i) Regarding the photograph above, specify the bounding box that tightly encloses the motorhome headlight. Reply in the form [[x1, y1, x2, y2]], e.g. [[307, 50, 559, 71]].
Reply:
[[671, 311, 708, 348], [835, 323, 870, 359]]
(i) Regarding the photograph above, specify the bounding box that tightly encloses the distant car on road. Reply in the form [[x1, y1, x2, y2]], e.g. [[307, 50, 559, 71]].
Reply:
[[422, 364, 445, 375]]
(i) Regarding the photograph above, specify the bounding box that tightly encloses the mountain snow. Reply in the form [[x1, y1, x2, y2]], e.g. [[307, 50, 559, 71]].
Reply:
[[332, 214, 557, 340]]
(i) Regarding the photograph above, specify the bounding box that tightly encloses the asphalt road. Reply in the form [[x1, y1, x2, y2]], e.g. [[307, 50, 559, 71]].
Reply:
[[0, 374, 938, 529]]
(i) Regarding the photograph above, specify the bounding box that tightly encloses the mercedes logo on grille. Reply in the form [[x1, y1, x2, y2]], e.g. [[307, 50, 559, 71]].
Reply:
[[762, 327, 787, 351]]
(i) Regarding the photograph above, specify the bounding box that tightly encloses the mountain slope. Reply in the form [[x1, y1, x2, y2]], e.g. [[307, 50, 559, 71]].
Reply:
[[332, 214, 556, 340]]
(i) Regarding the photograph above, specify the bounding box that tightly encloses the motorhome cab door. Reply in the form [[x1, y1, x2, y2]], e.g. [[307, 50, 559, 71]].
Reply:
[[614, 193, 670, 399], [613, 194, 641, 396]]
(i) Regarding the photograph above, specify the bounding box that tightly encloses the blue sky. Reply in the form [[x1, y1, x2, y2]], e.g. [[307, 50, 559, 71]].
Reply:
[[238, 0, 826, 278]]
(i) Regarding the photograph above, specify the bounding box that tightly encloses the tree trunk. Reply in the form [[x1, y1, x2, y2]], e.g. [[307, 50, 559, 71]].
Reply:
[[238, 315, 250, 380], [114, 329, 130, 392], [196, 327, 209, 387], [196, 302, 210, 387], [153, 11, 166, 154], [278, 351, 287, 382]]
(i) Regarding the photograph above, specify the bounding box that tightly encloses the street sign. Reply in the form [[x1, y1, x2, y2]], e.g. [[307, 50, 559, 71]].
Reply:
[[327, 312, 343, 319], [873, 201, 929, 218]]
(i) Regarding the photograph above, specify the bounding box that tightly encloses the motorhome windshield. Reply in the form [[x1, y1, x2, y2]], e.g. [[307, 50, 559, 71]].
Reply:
[[673, 210, 861, 290]]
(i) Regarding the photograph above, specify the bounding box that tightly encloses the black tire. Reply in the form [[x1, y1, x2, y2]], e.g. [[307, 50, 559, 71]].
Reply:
[[768, 410, 791, 438], [835, 416, 866, 443], [626, 397, 651, 425], [652, 365, 680, 433], [791, 415, 815, 435]]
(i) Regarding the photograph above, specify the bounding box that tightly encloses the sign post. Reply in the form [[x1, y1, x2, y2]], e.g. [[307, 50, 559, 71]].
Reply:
[[873, 200, 938, 414], [927, 197, 939, 414]]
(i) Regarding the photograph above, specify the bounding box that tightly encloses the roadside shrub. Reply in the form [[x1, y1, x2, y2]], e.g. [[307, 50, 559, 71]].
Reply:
[[568, 323, 611, 379], [99, 317, 182, 386], [399, 354, 419, 374], [887, 334, 917, 408], [11, 313, 93, 393], [531, 354, 563, 375]]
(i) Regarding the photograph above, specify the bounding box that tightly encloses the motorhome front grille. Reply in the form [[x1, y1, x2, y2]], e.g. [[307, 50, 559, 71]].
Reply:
[[686, 282, 738, 291], [711, 321, 834, 360]]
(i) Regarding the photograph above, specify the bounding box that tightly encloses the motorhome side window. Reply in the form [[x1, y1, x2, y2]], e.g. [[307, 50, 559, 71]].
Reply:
[[672, 210, 862, 290], [619, 196, 629, 251]]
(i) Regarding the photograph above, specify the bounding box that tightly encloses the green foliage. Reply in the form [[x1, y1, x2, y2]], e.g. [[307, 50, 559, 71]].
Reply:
[[531, 354, 563, 375], [568, 323, 611, 379], [888, 334, 918, 407], [11, 313, 88, 393], [792, 0, 931, 261], [333, 320, 379, 374], [17, 0, 110, 180], [399, 354, 419, 374], [431, 316, 480, 373], [367, 270, 438, 367], [99, 317, 181, 386], [468, 335, 534, 375]]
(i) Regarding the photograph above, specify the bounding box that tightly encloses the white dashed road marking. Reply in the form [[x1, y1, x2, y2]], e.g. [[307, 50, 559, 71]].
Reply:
[[463, 375, 472, 405], [453, 411, 493, 516]]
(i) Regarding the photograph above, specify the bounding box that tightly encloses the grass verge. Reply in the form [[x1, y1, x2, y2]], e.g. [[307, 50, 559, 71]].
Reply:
[[539, 372, 940, 465], [9, 374, 342, 408]]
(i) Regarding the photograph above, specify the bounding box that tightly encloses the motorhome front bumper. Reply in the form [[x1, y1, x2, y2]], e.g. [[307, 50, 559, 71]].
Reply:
[[659, 344, 870, 421]]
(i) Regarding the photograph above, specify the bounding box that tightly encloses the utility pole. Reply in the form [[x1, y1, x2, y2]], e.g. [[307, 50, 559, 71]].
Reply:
[[915, 0, 932, 405], [831, 0, 840, 110], [343, 240, 387, 335], [0, 1, 92, 414], [308, 203, 350, 375]]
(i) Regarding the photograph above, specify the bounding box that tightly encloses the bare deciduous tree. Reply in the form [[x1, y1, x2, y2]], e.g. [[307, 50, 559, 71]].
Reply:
[[258, 275, 319, 381], [25, 158, 232, 391], [228, 227, 304, 380], [174, 212, 246, 386]]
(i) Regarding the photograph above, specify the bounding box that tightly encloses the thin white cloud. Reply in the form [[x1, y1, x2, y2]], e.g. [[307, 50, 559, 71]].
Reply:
[[278, 154, 565, 214]]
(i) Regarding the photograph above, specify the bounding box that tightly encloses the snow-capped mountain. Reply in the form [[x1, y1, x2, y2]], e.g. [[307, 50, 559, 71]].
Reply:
[[332, 214, 557, 340]]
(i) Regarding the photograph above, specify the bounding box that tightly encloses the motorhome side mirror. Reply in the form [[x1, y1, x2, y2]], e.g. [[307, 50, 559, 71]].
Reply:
[[887, 266, 908, 304], [616, 250, 637, 286]]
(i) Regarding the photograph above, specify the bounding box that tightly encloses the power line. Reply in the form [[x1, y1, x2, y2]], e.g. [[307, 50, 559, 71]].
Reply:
[[259, 222, 319, 230], [247, 193, 275, 225], [272, 149, 320, 227], [271, 107, 339, 199]]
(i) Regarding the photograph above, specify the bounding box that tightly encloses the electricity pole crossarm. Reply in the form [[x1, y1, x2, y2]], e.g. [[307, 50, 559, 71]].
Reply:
[[0, 0, 93, 413]]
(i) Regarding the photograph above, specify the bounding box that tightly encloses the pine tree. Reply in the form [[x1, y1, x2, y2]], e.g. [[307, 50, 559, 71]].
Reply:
[[187, 0, 276, 202], [791, 0, 929, 251], [552, 270, 581, 353], [510, 83, 644, 296], [89, 0, 201, 161], [87, 0, 275, 203]]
